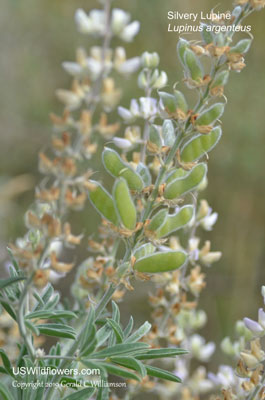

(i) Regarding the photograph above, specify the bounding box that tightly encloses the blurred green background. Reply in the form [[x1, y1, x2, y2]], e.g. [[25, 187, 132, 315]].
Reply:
[[1, 0, 265, 373]]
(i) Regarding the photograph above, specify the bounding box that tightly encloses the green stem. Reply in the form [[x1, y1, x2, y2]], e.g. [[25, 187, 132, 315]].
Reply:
[[17, 272, 36, 360]]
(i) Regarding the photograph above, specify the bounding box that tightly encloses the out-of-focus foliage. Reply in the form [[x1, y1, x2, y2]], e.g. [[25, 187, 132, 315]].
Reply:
[[1, 0, 265, 373]]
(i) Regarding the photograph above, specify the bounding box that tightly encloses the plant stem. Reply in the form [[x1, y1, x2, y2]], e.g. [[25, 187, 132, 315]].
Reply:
[[17, 272, 36, 360]]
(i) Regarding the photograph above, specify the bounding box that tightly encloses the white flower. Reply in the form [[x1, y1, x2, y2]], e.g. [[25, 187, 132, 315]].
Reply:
[[243, 308, 265, 336], [200, 251, 222, 265], [189, 334, 215, 362], [55, 89, 83, 111], [62, 62, 83, 76], [118, 106, 134, 123], [116, 57, 141, 75], [113, 137, 132, 150], [153, 71, 168, 89], [200, 212, 218, 231], [119, 21, 140, 42], [139, 97, 158, 119], [111, 9, 130, 34], [208, 365, 238, 387], [75, 9, 93, 34], [262, 286, 265, 304], [75, 9, 105, 36]]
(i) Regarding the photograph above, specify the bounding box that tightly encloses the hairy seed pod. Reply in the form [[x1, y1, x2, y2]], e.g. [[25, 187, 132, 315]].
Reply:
[[113, 178, 137, 230], [134, 250, 187, 273], [184, 48, 204, 83], [136, 163, 152, 187], [200, 23, 214, 44], [164, 163, 207, 200], [211, 71, 229, 90], [103, 148, 144, 191], [162, 120, 175, 146], [195, 103, 224, 127], [215, 33, 225, 47], [173, 90, 189, 113], [148, 209, 168, 231], [159, 92, 177, 114], [165, 168, 189, 184], [181, 126, 222, 162], [155, 205, 194, 238], [133, 243, 156, 260], [88, 181, 118, 225], [149, 125, 163, 149], [229, 39, 252, 54], [177, 38, 190, 65]]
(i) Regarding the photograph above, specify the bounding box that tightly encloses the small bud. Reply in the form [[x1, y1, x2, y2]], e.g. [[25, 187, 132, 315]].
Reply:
[[113, 137, 132, 150], [240, 351, 259, 369], [232, 6, 243, 18], [152, 71, 168, 89], [243, 317, 264, 335], [141, 52, 160, 68]]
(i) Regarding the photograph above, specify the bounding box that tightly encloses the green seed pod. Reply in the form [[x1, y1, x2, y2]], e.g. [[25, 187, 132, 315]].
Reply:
[[162, 120, 175, 146], [102, 148, 144, 191], [200, 23, 214, 44], [195, 103, 224, 127], [184, 48, 204, 83], [159, 92, 177, 114], [149, 125, 162, 149], [148, 209, 168, 231], [155, 205, 194, 238], [164, 163, 207, 200], [215, 33, 225, 47], [173, 90, 189, 113], [211, 71, 229, 90], [134, 250, 187, 273], [133, 243, 156, 260], [181, 126, 222, 162], [113, 178, 137, 230], [177, 38, 190, 66], [165, 168, 189, 184], [229, 39, 252, 54], [88, 181, 118, 225], [136, 162, 152, 187]]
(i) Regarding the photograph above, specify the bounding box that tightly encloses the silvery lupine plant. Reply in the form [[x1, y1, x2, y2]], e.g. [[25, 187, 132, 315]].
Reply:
[[0, 0, 264, 399]]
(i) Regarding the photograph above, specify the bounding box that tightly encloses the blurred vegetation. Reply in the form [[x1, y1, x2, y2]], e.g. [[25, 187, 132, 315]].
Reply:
[[1, 0, 265, 373]]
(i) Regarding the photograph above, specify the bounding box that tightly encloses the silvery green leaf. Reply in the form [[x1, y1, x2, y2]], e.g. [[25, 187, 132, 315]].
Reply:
[[136, 163, 152, 186], [124, 321, 151, 343], [162, 120, 175, 146], [90, 342, 149, 359]]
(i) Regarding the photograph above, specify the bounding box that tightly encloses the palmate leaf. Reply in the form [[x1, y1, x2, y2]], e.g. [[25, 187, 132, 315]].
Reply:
[[110, 356, 147, 378], [0, 300, 17, 321], [89, 342, 149, 359], [0, 382, 13, 400], [0, 276, 26, 290], [107, 318, 124, 344], [0, 349, 13, 377], [36, 323, 76, 339], [124, 321, 151, 343], [145, 365, 181, 383], [62, 387, 96, 400], [99, 362, 141, 382], [135, 347, 188, 360], [25, 310, 77, 320]]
